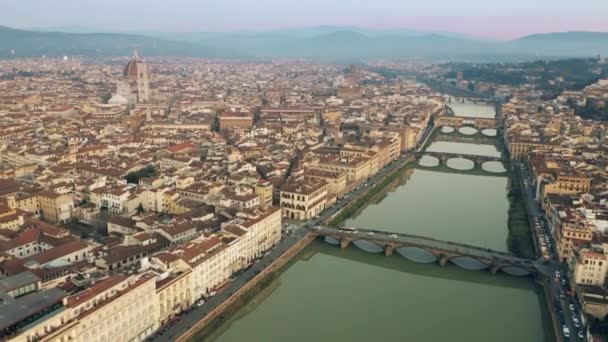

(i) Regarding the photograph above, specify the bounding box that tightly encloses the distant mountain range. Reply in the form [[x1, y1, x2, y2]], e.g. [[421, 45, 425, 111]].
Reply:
[[2, 26, 608, 62], [0, 26, 234, 59]]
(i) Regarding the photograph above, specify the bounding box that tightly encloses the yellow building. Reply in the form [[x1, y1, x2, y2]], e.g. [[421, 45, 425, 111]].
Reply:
[[305, 168, 348, 198], [544, 173, 591, 195], [8, 191, 73, 223], [255, 180, 274, 207], [316, 155, 371, 191], [16, 274, 158, 342], [555, 221, 593, 263], [508, 139, 554, 160], [38, 192, 74, 223], [155, 266, 193, 325]]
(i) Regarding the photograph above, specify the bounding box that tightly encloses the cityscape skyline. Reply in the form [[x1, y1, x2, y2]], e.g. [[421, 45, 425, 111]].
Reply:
[[1, 0, 607, 39], [2, 2, 608, 341]]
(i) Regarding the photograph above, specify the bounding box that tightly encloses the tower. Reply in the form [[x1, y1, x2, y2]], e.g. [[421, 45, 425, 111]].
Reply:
[[115, 50, 150, 106]]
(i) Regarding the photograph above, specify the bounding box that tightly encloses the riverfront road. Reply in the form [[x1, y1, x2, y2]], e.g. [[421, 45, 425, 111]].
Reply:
[[152, 123, 436, 341], [153, 225, 311, 342], [515, 161, 581, 342]]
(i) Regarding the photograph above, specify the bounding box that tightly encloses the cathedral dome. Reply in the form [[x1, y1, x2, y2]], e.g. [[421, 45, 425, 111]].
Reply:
[[123, 51, 142, 77]]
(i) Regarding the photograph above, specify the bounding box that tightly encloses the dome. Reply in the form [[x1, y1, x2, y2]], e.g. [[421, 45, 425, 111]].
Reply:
[[108, 93, 129, 105], [123, 51, 142, 77]]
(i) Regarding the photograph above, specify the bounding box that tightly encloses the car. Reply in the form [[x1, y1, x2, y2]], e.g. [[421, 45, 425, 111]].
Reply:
[[555, 271, 561, 278], [389, 234, 398, 239], [579, 331, 585, 339], [573, 320, 580, 328], [569, 303, 575, 311], [366, 232, 375, 236], [313, 226, 321, 230], [563, 325, 571, 337], [196, 299, 205, 307]]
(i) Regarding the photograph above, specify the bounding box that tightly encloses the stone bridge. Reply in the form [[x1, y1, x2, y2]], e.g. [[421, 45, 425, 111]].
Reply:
[[415, 151, 505, 169], [435, 115, 497, 130], [315, 227, 550, 277]]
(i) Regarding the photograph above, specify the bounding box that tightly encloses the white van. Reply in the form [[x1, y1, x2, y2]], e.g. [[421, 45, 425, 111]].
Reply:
[[562, 326, 570, 338]]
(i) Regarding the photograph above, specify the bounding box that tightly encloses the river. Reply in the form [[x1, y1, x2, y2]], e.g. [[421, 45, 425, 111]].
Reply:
[[192, 101, 555, 342]]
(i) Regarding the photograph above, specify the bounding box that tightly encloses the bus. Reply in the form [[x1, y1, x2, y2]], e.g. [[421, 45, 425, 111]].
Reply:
[[339, 227, 358, 234]]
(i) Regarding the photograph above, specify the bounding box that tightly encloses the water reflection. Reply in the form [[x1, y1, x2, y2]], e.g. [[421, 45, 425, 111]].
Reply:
[[447, 157, 475, 170], [427, 141, 501, 158], [458, 126, 478, 135], [441, 126, 455, 133], [448, 101, 496, 118], [481, 128, 497, 137], [482, 161, 507, 173], [418, 155, 439, 167]]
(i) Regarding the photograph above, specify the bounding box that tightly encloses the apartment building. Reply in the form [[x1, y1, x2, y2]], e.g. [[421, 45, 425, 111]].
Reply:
[[280, 179, 328, 221], [13, 274, 158, 342], [573, 249, 608, 286]]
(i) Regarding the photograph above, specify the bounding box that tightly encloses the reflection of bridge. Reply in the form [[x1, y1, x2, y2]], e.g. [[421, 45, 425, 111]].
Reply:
[[315, 227, 550, 277], [435, 115, 497, 130], [416, 151, 505, 169], [435, 131, 497, 145]]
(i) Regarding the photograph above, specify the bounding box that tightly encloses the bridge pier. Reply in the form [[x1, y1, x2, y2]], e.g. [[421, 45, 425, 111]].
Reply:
[[384, 245, 395, 257], [490, 263, 501, 275], [439, 255, 449, 267], [340, 237, 351, 249], [474, 159, 483, 169]]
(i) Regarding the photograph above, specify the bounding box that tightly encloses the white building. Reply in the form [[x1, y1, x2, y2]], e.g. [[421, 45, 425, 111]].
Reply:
[[573, 249, 608, 286]]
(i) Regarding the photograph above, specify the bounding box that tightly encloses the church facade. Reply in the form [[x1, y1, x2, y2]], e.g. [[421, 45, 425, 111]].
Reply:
[[109, 51, 150, 106]]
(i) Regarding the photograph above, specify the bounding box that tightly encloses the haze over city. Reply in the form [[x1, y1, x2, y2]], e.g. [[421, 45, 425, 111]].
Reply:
[[1, 0, 608, 38]]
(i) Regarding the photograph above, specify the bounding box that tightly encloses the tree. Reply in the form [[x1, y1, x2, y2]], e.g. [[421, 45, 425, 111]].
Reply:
[[125, 165, 157, 184]]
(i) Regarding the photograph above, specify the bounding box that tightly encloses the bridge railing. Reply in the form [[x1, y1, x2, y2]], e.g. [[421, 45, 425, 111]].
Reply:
[[320, 227, 528, 260], [418, 151, 504, 161]]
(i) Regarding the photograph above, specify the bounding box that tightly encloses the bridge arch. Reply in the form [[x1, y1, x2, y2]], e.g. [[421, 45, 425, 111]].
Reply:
[[324, 236, 340, 245], [395, 246, 438, 263], [418, 155, 440, 167], [481, 128, 497, 137], [440, 126, 455, 134], [449, 256, 490, 270], [481, 161, 507, 173], [446, 157, 475, 171], [458, 126, 478, 136], [352, 239, 384, 254], [500, 266, 532, 277]]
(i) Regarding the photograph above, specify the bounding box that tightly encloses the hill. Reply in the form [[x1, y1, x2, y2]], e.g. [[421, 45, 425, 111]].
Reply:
[[509, 31, 608, 57], [0, 26, 235, 58], [2, 26, 608, 61]]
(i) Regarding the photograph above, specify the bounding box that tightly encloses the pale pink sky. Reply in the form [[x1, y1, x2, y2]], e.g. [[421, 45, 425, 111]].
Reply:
[[1, 0, 608, 39]]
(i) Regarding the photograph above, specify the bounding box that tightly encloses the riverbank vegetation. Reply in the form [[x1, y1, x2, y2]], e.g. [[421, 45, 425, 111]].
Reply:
[[329, 163, 411, 227], [506, 171, 536, 259]]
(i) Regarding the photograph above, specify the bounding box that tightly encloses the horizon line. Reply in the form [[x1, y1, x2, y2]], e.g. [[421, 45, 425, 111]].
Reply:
[[9, 24, 608, 41]]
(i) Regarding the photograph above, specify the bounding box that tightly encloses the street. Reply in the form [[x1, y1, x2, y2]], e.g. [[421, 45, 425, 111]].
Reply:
[[515, 161, 584, 341]]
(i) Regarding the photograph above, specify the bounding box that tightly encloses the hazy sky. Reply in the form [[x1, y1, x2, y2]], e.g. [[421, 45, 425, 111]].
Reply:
[[2, 0, 608, 39]]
